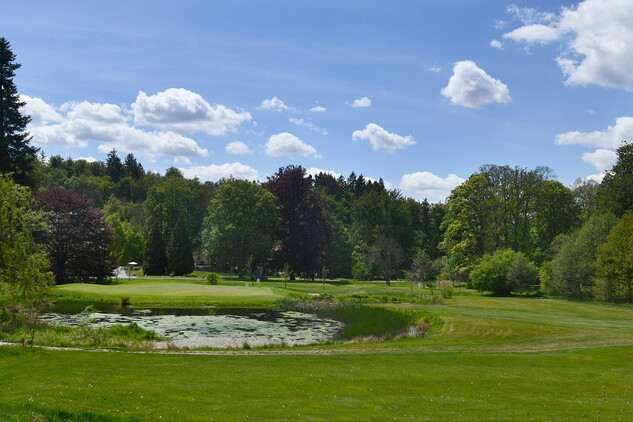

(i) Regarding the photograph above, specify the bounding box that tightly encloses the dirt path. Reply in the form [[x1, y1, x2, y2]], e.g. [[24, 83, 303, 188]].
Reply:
[[3, 338, 633, 356]]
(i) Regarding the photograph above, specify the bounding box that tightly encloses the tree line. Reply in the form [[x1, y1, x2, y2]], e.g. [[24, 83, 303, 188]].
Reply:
[[2, 34, 633, 304]]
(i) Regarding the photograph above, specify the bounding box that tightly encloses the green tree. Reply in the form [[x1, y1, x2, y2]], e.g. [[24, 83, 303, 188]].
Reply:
[[541, 213, 617, 299], [167, 218, 194, 276], [367, 234, 403, 285], [470, 249, 535, 295], [0, 37, 38, 187], [106, 213, 145, 265], [595, 212, 633, 303], [106, 149, 124, 183], [0, 174, 53, 300], [202, 179, 278, 279], [143, 217, 166, 275], [597, 142, 633, 217]]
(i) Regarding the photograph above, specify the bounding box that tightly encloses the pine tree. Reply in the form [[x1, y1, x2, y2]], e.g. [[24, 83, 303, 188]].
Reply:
[[144, 218, 166, 275], [0, 37, 38, 187], [166, 218, 194, 276]]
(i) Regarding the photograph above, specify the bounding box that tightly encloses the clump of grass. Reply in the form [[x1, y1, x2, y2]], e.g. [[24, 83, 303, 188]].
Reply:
[[0, 321, 161, 350], [206, 272, 220, 285]]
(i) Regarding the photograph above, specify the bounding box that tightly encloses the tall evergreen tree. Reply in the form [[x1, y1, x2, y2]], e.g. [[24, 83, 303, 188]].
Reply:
[[144, 217, 166, 275], [0, 37, 38, 187], [166, 218, 194, 276], [106, 149, 124, 183]]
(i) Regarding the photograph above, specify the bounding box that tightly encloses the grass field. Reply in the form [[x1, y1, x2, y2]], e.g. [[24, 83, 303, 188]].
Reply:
[[2, 278, 633, 421]]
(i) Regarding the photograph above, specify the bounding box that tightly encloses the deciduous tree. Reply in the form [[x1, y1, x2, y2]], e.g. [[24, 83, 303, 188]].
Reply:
[[596, 212, 633, 303], [202, 179, 278, 279], [266, 165, 333, 279], [37, 188, 115, 283]]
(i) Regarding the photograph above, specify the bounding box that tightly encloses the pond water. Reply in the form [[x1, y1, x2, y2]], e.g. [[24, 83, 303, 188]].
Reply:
[[40, 308, 344, 349]]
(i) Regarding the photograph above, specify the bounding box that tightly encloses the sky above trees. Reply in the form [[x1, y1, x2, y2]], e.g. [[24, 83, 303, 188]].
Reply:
[[2, 0, 632, 202]]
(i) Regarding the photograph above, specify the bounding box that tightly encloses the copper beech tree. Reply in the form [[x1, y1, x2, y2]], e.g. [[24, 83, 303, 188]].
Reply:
[[37, 188, 115, 284]]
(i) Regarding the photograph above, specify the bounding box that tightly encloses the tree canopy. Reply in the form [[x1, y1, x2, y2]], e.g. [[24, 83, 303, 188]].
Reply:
[[202, 179, 279, 279]]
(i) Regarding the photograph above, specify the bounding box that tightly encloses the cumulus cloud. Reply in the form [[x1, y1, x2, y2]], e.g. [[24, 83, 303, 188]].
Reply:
[[441, 61, 511, 108], [490, 39, 503, 49], [582, 149, 618, 172], [555, 117, 633, 149], [352, 123, 416, 153], [76, 156, 98, 163], [265, 132, 318, 157], [310, 105, 326, 112], [257, 96, 289, 112], [180, 162, 259, 182], [20, 95, 63, 126], [306, 167, 342, 180], [400, 171, 465, 202], [132, 88, 251, 135], [502, 24, 559, 44], [502, 0, 633, 90], [350, 97, 371, 108], [225, 141, 253, 155], [24, 96, 208, 159]]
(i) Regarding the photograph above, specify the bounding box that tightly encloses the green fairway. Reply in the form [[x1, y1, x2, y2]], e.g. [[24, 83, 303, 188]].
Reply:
[[50, 278, 285, 308], [2, 279, 633, 420]]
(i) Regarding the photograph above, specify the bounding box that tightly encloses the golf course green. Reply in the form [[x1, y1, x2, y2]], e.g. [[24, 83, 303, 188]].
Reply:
[[2, 277, 632, 421]]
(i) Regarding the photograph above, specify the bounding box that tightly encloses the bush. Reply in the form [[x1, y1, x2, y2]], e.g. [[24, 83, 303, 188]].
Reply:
[[470, 249, 537, 295], [206, 272, 219, 285]]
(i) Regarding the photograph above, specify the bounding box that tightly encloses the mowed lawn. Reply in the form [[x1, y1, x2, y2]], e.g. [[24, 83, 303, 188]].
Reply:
[[2, 280, 633, 421], [50, 278, 285, 307]]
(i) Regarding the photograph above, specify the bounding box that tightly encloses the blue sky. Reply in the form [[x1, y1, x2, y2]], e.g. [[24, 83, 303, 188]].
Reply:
[[2, 0, 633, 202]]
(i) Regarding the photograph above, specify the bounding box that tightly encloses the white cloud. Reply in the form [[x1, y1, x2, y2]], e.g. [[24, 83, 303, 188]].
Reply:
[[306, 167, 342, 180], [180, 162, 259, 182], [132, 88, 251, 135], [503, 0, 633, 90], [75, 156, 98, 163], [429, 67, 442, 73], [173, 156, 193, 166], [350, 97, 371, 108], [20, 95, 63, 126], [441, 61, 511, 108], [502, 24, 559, 44], [310, 105, 326, 112], [25, 97, 208, 159], [352, 123, 416, 152], [289, 118, 327, 135], [556, 117, 633, 149], [265, 132, 318, 157], [225, 141, 253, 155], [490, 39, 503, 49], [582, 149, 618, 172], [506, 4, 555, 25], [585, 172, 606, 183], [400, 171, 465, 202], [257, 96, 289, 112]]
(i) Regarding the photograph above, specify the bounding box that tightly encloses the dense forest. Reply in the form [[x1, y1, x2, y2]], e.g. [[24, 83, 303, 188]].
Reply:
[[2, 35, 633, 304]]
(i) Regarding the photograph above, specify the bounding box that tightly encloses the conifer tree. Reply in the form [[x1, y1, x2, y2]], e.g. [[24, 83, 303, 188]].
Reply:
[[143, 218, 166, 275], [0, 37, 38, 187], [166, 218, 194, 276]]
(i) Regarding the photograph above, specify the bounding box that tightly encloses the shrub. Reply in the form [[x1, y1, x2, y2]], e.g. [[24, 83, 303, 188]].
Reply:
[[470, 249, 537, 295], [206, 272, 219, 285]]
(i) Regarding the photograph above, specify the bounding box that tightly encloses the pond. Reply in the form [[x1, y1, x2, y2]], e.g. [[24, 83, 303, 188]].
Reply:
[[39, 307, 344, 349]]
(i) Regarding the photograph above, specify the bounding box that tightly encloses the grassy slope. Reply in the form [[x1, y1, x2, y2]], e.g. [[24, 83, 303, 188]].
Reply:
[[2, 280, 633, 421]]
